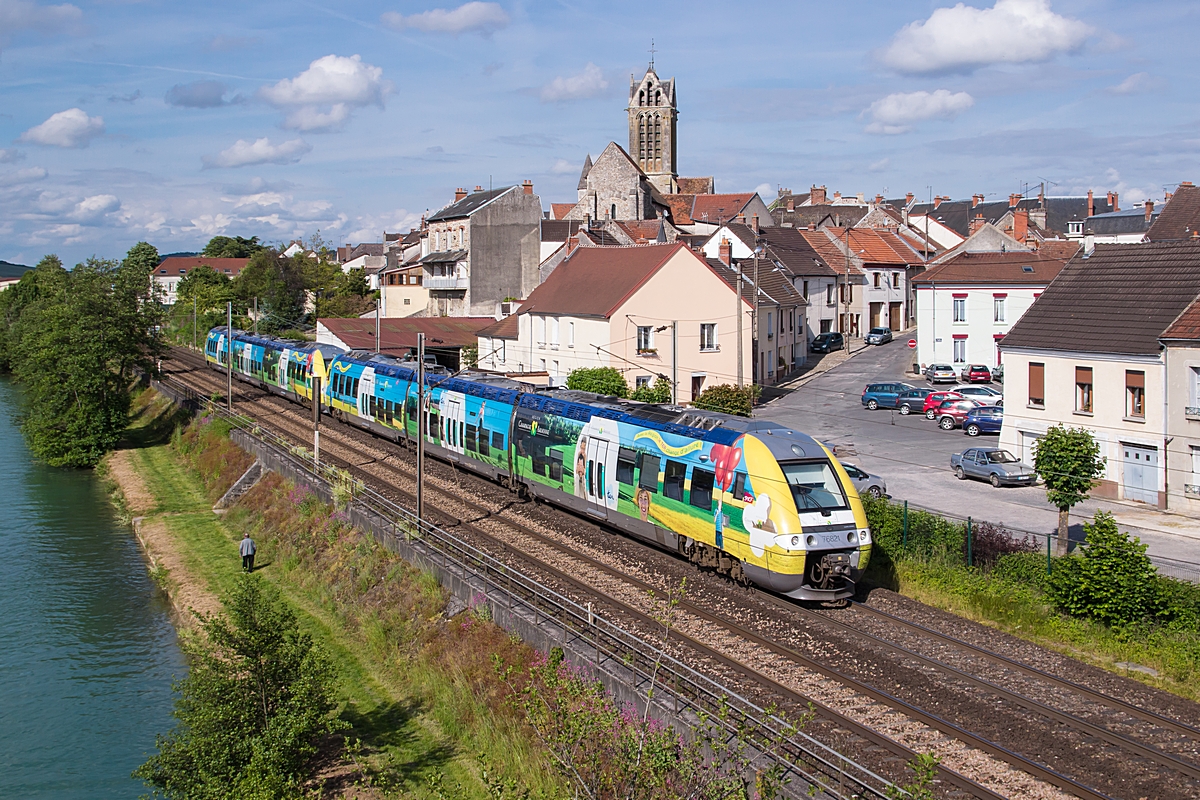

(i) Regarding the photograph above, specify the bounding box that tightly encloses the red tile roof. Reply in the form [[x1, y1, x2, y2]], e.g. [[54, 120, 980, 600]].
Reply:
[[550, 203, 576, 220], [913, 250, 1071, 286], [478, 314, 520, 339], [1161, 296, 1200, 340], [518, 243, 683, 318], [676, 176, 714, 194], [615, 220, 663, 241], [834, 228, 923, 266], [156, 256, 248, 277], [798, 229, 864, 275], [319, 316, 496, 354], [663, 195, 694, 225], [690, 193, 756, 225], [1034, 240, 1083, 259]]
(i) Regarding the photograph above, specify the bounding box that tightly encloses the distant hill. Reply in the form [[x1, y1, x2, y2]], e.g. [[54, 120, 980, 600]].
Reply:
[[159, 252, 200, 259], [0, 260, 32, 280]]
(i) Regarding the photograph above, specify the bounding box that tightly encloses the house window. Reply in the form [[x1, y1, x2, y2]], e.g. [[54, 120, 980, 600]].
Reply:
[[536, 316, 546, 347], [1126, 370, 1145, 418], [892, 272, 900, 288], [873, 272, 881, 288], [404, 298, 411, 305], [826, 284, 834, 305], [766, 312, 773, 340], [499, 340, 505, 363], [1029, 362, 1045, 407], [637, 326, 655, 352], [952, 337, 967, 363], [539, 358, 546, 372], [568, 321, 575, 348], [636, 375, 651, 389], [953, 297, 967, 322], [1076, 366, 1093, 413], [550, 317, 560, 349], [993, 296, 1006, 322], [700, 323, 717, 351], [553, 360, 559, 375]]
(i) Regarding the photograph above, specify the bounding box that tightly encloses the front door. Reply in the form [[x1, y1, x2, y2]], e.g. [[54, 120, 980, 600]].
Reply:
[[889, 302, 901, 330], [1122, 444, 1158, 504], [870, 302, 883, 327]]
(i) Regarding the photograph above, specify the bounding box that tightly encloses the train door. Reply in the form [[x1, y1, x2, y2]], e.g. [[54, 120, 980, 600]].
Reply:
[[279, 349, 292, 389], [357, 367, 376, 420], [580, 420, 620, 516], [216, 333, 227, 365], [442, 391, 466, 454]]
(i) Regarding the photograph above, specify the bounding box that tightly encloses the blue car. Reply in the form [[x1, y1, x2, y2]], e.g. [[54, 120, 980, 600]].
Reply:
[[963, 406, 1003, 437], [861, 382, 916, 410]]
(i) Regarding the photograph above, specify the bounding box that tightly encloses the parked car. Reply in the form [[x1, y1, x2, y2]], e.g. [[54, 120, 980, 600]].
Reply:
[[963, 406, 1004, 436], [992, 364, 1004, 383], [896, 388, 936, 415], [954, 385, 1003, 406], [936, 399, 981, 430], [923, 390, 964, 418], [951, 447, 1037, 487], [862, 382, 916, 410], [924, 363, 957, 384], [840, 463, 887, 499], [959, 364, 993, 383], [865, 327, 893, 345], [810, 332, 845, 353]]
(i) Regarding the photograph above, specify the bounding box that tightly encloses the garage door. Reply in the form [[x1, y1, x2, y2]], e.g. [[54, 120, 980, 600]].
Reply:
[[1021, 432, 1042, 465], [1122, 444, 1158, 504]]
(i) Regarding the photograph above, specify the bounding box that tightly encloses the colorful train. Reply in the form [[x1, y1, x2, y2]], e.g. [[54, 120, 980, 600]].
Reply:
[[204, 327, 872, 600]]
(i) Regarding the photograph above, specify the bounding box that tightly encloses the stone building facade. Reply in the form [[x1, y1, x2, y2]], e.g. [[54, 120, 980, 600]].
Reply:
[[627, 66, 677, 194]]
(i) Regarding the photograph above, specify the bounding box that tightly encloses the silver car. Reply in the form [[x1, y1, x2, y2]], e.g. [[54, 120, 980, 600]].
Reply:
[[951, 447, 1037, 488], [925, 363, 957, 384], [841, 462, 887, 499], [953, 385, 1003, 406]]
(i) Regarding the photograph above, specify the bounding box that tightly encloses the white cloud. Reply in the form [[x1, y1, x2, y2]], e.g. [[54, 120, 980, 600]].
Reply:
[[879, 0, 1092, 75], [550, 158, 575, 174], [864, 89, 974, 134], [540, 63, 608, 103], [380, 2, 508, 36], [165, 81, 235, 108], [202, 138, 312, 169], [0, 167, 47, 186], [259, 54, 390, 131], [1107, 72, 1159, 95], [753, 183, 774, 201], [344, 209, 422, 244], [0, 148, 23, 163], [0, 0, 81, 47], [71, 193, 120, 223], [19, 108, 104, 148], [869, 158, 890, 173]]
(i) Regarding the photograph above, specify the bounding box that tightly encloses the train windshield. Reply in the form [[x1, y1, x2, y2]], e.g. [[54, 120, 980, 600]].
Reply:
[[779, 461, 849, 514]]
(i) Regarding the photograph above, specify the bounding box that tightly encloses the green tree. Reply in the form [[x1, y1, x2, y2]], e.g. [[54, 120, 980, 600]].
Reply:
[[0, 255, 64, 371], [692, 384, 756, 417], [1049, 511, 1159, 626], [565, 366, 629, 397], [630, 376, 672, 403], [166, 265, 235, 347], [233, 250, 306, 333], [203, 235, 266, 258], [136, 575, 343, 800], [1032, 425, 1106, 555]]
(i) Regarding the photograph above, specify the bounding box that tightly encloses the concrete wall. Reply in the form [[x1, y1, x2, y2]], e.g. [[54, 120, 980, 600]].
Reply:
[[915, 284, 1044, 370], [468, 189, 542, 313], [381, 280, 429, 317], [1164, 343, 1200, 516]]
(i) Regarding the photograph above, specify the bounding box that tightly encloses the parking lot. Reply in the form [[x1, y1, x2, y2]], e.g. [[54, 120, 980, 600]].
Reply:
[[762, 337, 1200, 566]]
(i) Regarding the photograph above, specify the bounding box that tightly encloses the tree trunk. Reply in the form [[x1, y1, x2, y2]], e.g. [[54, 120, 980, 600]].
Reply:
[[1056, 507, 1070, 556]]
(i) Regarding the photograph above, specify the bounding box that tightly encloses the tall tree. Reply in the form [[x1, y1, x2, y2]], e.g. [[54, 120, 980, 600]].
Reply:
[[202, 235, 266, 258], [233, 250, 306, 333], [1033, 425, 1106, 555]]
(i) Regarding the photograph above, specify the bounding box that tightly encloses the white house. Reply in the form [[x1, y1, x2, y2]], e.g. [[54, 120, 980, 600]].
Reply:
[[913, 250, 1071, 371], [153, 256, 248, 306]]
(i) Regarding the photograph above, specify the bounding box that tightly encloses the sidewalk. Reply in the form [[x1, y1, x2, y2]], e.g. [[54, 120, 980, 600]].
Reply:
[[1084, 497, 1200, 543], [758, 341, 875, 404]]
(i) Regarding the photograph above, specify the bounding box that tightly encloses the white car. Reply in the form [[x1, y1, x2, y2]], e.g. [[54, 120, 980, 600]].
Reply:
[[953, 385, 1003, 406]]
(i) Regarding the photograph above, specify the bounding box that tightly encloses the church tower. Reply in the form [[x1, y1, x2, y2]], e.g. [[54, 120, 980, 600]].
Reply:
[[628, 62, 678, 195]]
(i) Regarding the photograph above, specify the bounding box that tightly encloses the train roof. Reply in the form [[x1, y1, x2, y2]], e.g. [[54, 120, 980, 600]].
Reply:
[[212, 327, 341, 357]]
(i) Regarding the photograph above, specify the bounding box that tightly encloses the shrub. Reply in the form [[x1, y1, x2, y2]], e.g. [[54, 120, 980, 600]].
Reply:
[[630, 376, 672, 403], [691, 384, 756, 417], [971, 520, 1037, 568], [565, 367, 629, 398], [1049, 512, 1160, 627]]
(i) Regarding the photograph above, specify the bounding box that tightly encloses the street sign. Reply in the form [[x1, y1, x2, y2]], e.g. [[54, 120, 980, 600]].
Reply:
[[907, 339, 917, 349]]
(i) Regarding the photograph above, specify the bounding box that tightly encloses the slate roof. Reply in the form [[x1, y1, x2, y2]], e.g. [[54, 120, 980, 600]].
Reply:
[[517, 243, 684, 318], [770, 204, 866, 229], [418, 249, 467, 264], [909, 197, 1116, 237], [344, 242, 386, 260], [577, 154, 592, 190], [912, 250, 1070, 286], [721, 223, 835, 279], [156, 256, 249, 277], [999, 241, 1200, 356], [705, 257, 804, 307], [541, 220, 584, 242], [1085, 207, 1158, 236], [321, 316, 496, 353], [427, 186, 513, 222], [1146, 183, 1200, 241], [1161, 296, 1200, 341]]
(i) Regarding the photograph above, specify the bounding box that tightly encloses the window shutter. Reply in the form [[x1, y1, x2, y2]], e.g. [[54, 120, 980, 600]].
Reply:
[[1029, 362, 1044, 403], [1076, 366, 1093, 384], [1126, 370, 1144, 389]]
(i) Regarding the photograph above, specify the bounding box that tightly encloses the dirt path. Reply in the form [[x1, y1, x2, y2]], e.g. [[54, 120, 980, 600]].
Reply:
[[107, 449, 222, 627]]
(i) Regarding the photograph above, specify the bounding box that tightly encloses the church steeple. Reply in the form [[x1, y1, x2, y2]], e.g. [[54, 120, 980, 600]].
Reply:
[[627, 60, 678, 195]]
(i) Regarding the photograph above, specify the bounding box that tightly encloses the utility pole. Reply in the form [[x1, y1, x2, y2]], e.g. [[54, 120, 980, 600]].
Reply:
[[671, 321, 678, 404], [753, 240, 762, 383], [843, 226, 852, 354], [416, 332, 426, 522], [193, 296, 197, 351], [312, 375, 321, 468], [226, 301, 233, 412], [735, 260, 743, 387], [375, 302, 381, 354], [253, 297, 258, 336]]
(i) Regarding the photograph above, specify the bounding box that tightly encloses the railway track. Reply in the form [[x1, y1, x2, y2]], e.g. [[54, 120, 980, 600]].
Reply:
[[164, 348, 1200, 799]]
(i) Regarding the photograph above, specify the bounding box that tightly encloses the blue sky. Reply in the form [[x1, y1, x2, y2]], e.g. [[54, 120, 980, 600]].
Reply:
[[2, 0, 1198, 266]]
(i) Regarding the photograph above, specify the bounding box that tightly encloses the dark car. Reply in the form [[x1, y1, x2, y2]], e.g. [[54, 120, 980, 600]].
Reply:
[[810, 332, 845, 353], [963, 406, 1003, 436], [951, 447, 1037, 487], [862, 382, 916, 410], [896, 388, 936, 415], [959, 364, 992, 383], [936, 399, 981, 430], [865, 327, 893, 345]]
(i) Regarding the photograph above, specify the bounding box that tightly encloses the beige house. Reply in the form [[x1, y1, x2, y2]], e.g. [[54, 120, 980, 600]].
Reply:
[[476, 243, 752, 403], [999, 242, 1200, 510]]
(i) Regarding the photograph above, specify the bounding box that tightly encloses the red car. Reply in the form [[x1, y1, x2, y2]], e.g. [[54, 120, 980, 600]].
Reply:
[[959, 364, 993, 383], [923, 390, 964, 419], [936, 399, 982, 430]]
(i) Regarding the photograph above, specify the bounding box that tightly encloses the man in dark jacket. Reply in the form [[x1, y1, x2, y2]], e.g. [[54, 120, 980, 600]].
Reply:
[[239, 532, 256, 573]]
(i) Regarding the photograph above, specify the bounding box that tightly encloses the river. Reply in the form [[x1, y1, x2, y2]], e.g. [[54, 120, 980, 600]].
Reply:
[[0, 377, 183, 798]]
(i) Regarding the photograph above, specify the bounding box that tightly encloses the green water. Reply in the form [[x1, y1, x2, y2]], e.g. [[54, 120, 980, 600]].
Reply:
[[0, 377, 183, 798]]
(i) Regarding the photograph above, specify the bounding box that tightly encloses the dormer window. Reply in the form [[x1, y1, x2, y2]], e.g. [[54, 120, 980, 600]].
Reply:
[[1022, 266, 1034, 273]]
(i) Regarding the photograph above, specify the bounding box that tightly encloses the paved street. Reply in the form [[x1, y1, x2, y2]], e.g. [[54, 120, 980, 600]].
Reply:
[[761, 336, 1200, 572]]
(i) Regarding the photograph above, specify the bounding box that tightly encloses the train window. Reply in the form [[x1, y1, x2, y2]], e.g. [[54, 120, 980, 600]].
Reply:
[[369, 396, 377, 417], [428, 411, 440, 440], [689, 468, 714, 512], [549, 450, 563, 481], [465, 424, 477, 452], [491, 431, 504, 450], [732, 472, 748, 500], [406, 397, 417, 421], [616, 447, 637, 484], [350, 378, 359, 397], [663, 460, 686, 501], [477, 428, 489, 456], [639, 454, 660, 491]]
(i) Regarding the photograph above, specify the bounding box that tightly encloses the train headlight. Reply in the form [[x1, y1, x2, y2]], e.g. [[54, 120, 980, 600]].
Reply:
[[846, 531, 858, 544], [805, 534, 816, 547], [790, 535, 800, 547], [858, 529, 872, 545]]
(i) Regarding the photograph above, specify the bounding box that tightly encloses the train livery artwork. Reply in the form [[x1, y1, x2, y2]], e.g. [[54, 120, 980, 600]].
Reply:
[[204, 327, 872, 600]]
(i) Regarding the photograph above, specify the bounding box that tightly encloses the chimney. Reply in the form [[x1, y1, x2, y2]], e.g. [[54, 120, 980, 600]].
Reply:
[[811, 185, 827, 205], [475, 185, 483, 192], [905, 192, 914, 206], [1145, 199, 1155, 223], [1193, 229, 1199, 240], [737, 212, 746, 224], [833, 191, 842, 201], [1166, 191, 1174, 202], [932, 196, 944, 209], [808, 222, 816, 231], [969, 213, 986, 235], [522, 179, 534, 195], [718, 238, 732, 266], [875, 194, 884, 204], [1013, 208, 1029, 242], [1087, 189, 1094, 218], [1107, 191, 1119, 212], [454, 187, 467, 202], [972, 194, 984, 207], [752, 214, 760, 234], [1009, 193, 1021, 207], [787, 197, 795, 212], [1182, 181, 1195, 187]]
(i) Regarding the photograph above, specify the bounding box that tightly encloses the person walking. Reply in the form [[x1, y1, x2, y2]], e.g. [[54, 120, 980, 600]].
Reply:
[[239, 532, 256, 573]]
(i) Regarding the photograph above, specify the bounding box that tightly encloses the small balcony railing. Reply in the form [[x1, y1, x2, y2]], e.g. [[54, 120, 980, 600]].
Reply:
[[1186, 406, 1200, 420], [424, 275, 467, 290]]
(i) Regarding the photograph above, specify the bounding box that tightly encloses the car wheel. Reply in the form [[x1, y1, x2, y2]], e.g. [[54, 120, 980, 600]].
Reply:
[[868, 486, 882, 499], [866, 399, 879, 410], [966, 424, 980, 437], [990, 473, 1002, 488], [925, 409, 936, 420], [954, 465, 965, 480], [899, 404, 911, 415], [939, 416, 954, 430]]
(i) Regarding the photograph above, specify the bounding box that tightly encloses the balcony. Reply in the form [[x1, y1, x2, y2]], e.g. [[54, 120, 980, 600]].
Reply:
[[1187, 406, 1200, 421], [424, 275, 467, 290]]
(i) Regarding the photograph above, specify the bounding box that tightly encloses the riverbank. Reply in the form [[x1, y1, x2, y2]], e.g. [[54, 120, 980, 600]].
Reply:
[[106, 391, 559, 799]]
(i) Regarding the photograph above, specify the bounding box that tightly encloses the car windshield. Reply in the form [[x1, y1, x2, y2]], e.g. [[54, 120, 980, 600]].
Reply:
[[869, 328, 888, 334], [780, 461, 849, 513], [984, 450, 1019, 464]]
